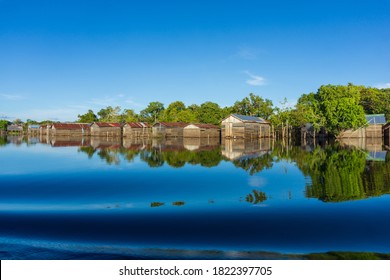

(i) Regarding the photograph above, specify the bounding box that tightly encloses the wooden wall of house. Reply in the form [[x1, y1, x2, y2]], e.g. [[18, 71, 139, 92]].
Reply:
[[222, 123, 270, 139], [366, 124, 383, 138], [91, 127, 121, 137], [152, 126, 185, 138], [183, 128, 201, 138], [183, 128, 220, 138], [152, 126, 165, 138], [28, 128, 40, 135], [165, 127, 184, 137], [51, 129, 90, 136], [123, 127, 152, 138], [340, 124, 383, 139], [339, 128, 366, 138]]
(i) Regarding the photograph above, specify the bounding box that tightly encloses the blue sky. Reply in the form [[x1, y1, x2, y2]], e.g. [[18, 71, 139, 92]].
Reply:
[[1, 0, 389, 121]]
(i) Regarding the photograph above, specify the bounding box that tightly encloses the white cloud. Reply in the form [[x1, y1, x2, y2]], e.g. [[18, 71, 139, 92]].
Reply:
[[375, 83, 390, 89], [244, 71, 266, 86], [0, 94, 24, 101]]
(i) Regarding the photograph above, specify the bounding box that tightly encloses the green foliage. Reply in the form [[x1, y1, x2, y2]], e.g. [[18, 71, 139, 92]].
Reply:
[[97, 106, 121, 122], [246, 190, 267, 204], [233, 93, 273, 119], [160, 101, 198, 123], [360, 86, 390, 121], [140, 101, 164, 123], [77, 109, 98, 123], [0, 120, 9, 131], [198, 102, 223, 125], [317, 84, 367, 135], [294, 93, 325, 130], [119, 109, 139, 123]]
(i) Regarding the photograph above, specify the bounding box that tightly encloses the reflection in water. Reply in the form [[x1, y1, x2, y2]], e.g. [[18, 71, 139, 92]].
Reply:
[[1, 135, 390, 258], [27, 135, 390, 203], [245, 190, 267, 204]]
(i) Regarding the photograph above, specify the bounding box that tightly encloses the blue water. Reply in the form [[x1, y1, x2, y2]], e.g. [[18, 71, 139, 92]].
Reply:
[[1, 136, 390, 259]]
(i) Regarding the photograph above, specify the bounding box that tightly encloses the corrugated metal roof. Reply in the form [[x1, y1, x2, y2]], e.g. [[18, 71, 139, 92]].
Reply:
[[52, 123, 91, 130], [365, 114, 386, 125], [125, 122, 152, 128], [93, 122, 121, 128], [232, 114, 269, 123], [154, 122, 188, 127], [7, 125, 23, 130], [28, 125, 40, 129]]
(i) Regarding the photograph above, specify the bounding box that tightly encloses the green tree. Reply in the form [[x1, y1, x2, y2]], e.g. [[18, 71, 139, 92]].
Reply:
[[293, 92, 325, 131], [198, 102, 223, 125], [0, 120, 9, 131], [233, 93, 274, 119], [161, 101, 186, 122], [360, 86, 390, 120], [97, 106, 121, 122], [317, 84, 366, 136], [77, 109, 98, 123], [119, 109, 139, 123], [140, 101, 164, 123]]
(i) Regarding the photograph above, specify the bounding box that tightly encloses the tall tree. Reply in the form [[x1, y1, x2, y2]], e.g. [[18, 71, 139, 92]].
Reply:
[[0, 120, 9, 131], [317, 84, 366, 136], [139, 102, 164, 123], [97, 106, 121, 122], [233, 93, 273, 119], [119, 109, 139, 123], [77, 109, 98, 123], [198, 102, 223, 125]]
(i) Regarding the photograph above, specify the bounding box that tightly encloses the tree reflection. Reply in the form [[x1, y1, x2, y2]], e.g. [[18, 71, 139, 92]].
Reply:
[[296, 145, 390, 202], [78, 146, 96, 158], [246, 190, 267, 204], [232, 153, 274, 175]]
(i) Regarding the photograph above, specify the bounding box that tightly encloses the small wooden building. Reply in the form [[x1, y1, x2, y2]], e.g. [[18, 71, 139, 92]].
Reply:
[[221, 114, 271, 139], [123, 122, 152, 138], [90, 122, 121, 137], [51, 123, 91, 136], [7, 124, 23, 134], [152, 122, 188, 138], [339, 114, 387, 138], [27, 124, 40, 135], [40, 124, 49, 135], [183, 123, 220, 138]]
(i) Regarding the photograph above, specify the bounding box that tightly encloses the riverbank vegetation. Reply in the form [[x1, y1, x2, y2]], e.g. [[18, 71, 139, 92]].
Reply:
[[1, 84, 389, 137]]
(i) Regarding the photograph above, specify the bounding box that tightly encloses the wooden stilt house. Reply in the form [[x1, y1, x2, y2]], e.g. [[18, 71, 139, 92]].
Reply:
[[221, 114, 271, 139], [7, 124, 23, 134], [90, 122, 122, 137], [123, 122, 152, 138], [51, 123, 91, 136], [183, 123, 220, 138], [152, 122, 188, 138], [339, 114, 387, 138], [27, 124, 40, 135]]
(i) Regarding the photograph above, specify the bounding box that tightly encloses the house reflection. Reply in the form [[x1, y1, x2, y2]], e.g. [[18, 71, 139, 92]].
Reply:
[[221, 138, 272, 161]]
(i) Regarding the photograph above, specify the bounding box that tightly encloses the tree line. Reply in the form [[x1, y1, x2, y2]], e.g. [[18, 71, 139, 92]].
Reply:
[[1, 83, 389, 137]]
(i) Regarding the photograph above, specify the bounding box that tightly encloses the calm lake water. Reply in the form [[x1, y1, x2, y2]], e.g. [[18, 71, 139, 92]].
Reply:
[[1, 135, 390, 259]]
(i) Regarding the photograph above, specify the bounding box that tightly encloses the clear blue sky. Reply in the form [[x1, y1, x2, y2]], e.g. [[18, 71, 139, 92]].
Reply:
[[1, 0, 389, 121]]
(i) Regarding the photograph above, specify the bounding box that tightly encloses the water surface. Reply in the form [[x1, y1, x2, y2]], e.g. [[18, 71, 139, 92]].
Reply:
[[1, 136, 389, 259]]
